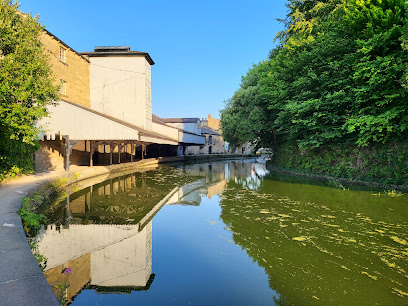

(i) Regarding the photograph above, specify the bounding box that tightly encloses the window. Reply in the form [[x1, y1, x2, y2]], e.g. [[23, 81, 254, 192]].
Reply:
[[60, 80, 67, 95], [59, 46, 66, 63]]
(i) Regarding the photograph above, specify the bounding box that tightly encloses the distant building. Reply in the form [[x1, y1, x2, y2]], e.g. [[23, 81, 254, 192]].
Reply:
[[233, 142, 254, 155], [202, 114, 255, 155], [152, 116, 205, 156], [200, 126, 223, 154]]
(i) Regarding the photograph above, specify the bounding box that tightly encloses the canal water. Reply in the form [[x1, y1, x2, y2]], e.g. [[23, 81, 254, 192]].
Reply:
[[35, 159, 408, 305]]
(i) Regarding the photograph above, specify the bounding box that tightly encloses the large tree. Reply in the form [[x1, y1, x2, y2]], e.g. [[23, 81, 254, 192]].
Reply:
[[0, 0, 58, 181], [220, 0, 408, 150]]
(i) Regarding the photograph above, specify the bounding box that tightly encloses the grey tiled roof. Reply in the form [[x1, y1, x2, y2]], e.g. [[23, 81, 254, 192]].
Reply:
[[161, 118, 200, 124], [201, 126, 220, 136]]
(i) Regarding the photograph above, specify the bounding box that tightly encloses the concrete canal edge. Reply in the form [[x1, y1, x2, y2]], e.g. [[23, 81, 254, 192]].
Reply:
[[0, 154, 255, 305]]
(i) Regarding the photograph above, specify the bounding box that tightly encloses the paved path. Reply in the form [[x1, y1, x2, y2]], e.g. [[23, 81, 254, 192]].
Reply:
[[0, 172, 62, 306]]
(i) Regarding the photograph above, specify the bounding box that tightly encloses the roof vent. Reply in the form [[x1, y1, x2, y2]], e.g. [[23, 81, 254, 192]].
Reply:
[[94, 46, 131, 53]]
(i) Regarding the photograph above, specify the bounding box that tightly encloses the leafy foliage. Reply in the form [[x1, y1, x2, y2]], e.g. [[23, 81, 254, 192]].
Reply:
[[272, 142, 408, 186], [19, 197, 46, 236], [18, 179, 66, 236], [220, 0, 408, 150], [0, 0, 59, 182], [30, 241, 47, 271]]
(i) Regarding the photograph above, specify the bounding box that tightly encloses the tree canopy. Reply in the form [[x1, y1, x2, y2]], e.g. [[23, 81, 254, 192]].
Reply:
[[0, 0, 58, 181], [220, 0, 408, 151]]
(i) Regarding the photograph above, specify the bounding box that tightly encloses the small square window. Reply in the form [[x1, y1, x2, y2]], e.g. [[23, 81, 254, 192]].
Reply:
[[59, 46, 66, 63], [60, 80, 67, 95]]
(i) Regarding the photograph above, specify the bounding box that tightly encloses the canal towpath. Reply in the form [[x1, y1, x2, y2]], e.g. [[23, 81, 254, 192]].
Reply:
[[0, 171, 62, 305]]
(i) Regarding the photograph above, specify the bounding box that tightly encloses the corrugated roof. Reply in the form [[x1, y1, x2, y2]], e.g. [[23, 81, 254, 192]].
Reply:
[[61, 100, 176, 143]]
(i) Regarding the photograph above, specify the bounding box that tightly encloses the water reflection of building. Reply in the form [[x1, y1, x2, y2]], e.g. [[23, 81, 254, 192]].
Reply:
[[165, 160, 268, 206], [180, 159, 268, 193], [166, 179, 206, 206], [37, 222, 153, 302], [36, 161, 268, 302], [36, 170, 205, 302], [61, 172, 169, 225]]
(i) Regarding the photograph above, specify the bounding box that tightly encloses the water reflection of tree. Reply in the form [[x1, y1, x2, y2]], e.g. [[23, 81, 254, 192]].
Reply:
[[219, 178, 408, 305]]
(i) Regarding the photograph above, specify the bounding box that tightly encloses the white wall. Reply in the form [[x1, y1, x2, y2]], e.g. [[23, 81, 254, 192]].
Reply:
[[89, 56, 152, 130], [179, 130, 205, 144], [37, 222, 152, 288], [151, 122, 179, 141], [39, 100, 139, 140], [166, 122, 201, 135]]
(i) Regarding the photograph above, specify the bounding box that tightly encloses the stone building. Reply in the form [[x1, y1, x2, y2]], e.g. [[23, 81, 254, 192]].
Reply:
[[200, 126, 224, 154], [34, 30, 204, 172], [201, 114, 254, 155], [200, 114, 225, 154]]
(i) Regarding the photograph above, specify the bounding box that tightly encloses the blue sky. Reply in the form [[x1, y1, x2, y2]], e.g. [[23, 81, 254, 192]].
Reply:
[[19, 0, 287, 120]]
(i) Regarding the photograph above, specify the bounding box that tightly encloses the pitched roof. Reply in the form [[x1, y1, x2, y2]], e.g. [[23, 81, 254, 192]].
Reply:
[[201, 126, 221, 136], [79, 46, 154, 65], [44, 30, 90, 63], [161, 118, 200, 124], [152, 114, 166, 125], [61, 100, 176, 143]]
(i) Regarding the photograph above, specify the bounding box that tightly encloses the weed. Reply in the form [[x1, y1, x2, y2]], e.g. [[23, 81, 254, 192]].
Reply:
[[54, 267, 72, 305], [18, 178, 67, 236], [18, 198, 46, 236], [29, 240, 47, 271]]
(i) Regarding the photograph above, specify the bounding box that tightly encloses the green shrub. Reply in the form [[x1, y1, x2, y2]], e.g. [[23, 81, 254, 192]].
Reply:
[[18, 178, 66, 236], [18, 198, 46, 236], [272, 142, 408, 187]]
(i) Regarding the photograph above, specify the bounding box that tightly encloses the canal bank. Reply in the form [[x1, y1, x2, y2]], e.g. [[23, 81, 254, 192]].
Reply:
[[267, 164, 408, 192], [0, 154, 254, 305]]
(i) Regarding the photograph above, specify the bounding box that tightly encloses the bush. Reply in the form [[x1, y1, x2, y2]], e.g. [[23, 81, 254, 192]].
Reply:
[[18, 179, 66, 236], [272, 142, 408, 187]]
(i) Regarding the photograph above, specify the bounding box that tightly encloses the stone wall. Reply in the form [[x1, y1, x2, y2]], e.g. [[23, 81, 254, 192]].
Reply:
[[233, 142, 255, 154], [185, 146, 201, 155], [70, 141, 90, 166], [40, 32, 90, 107], [207, 114, 220, 130], [34, 139, 65, 172], [35, 140, 89, 172], [186, 135, 225, 155]]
